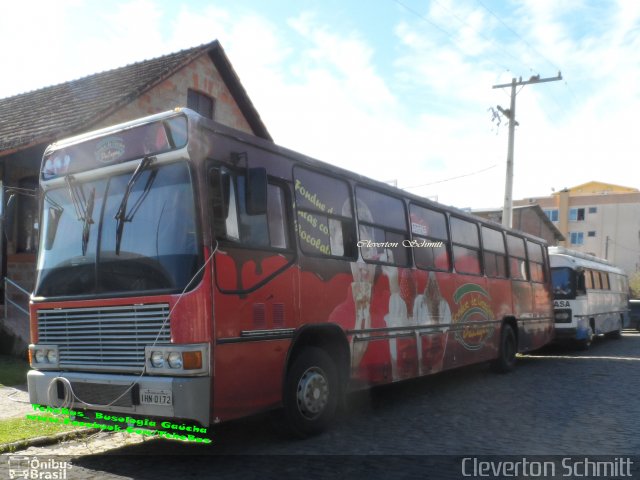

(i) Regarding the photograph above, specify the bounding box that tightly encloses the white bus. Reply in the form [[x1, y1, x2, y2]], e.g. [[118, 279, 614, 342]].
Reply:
[[549, 246, 629, 348]]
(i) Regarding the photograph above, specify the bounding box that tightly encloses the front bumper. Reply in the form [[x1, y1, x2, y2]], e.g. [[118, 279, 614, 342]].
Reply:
[[27, 370, 210, 426]]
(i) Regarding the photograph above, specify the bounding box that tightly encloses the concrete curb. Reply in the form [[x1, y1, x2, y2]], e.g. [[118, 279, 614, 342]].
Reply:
[[0, 428, 98, 454]]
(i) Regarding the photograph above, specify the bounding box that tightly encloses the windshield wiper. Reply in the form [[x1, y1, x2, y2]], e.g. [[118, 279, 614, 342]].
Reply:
[[43, 192, 65, 251], [82, 188, 96, 256], [114, 156, 156, 255], [65, 175, 95, 256]]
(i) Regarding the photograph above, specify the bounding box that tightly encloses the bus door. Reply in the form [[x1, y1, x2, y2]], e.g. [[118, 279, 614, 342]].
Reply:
[[480, 226, 513, 358], [502, 234, 532, 350], [526, 241, 554, 345], [209, 165, 298, 421]]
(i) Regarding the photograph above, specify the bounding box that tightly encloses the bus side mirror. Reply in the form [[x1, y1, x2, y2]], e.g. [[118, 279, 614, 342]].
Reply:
[[245, 167, 267, 216]]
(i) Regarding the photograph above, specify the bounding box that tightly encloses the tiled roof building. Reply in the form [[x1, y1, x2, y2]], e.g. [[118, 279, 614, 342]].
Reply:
[[0, 40, 270, 301]]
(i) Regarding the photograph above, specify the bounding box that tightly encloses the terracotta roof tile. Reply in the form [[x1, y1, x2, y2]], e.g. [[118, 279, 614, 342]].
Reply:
[[0, 40, 270, 154]]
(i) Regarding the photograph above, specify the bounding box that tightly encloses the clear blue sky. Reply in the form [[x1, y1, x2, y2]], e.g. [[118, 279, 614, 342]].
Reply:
[[2, 0, 638, 208]]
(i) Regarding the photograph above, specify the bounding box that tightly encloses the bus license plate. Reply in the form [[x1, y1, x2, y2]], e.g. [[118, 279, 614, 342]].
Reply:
[[140, 389, 172, 406]]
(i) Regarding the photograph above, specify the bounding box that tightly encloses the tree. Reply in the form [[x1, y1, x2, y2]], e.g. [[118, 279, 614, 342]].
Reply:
[[629, 272, 640, 299]]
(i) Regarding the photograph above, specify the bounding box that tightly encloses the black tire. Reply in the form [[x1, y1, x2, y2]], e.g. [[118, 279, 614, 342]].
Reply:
[[605, 316, 623, 340], [283, 347, 339, 437], [491, 324, 517, 373]]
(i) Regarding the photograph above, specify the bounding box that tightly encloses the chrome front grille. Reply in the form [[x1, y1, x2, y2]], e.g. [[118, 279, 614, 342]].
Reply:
[[37, 303, 171, 372]]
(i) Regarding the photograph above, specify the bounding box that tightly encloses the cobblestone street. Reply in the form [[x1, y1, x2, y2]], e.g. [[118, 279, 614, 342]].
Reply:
[[2, 331, 640, 479]]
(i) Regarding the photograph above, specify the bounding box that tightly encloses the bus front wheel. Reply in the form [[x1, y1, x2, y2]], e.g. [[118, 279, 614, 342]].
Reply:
[[283, 347, 339, 437], [491, 324, 517, 373]]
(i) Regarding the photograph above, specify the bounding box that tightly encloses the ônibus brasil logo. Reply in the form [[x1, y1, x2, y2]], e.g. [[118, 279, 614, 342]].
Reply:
[[452, 284, 494, 350]]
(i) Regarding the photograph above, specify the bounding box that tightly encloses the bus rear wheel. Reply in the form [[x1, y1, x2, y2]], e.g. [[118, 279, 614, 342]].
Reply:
[[491, 324, 517, 373], [605, 315, 623, 339], [283, 347, 339, 437]]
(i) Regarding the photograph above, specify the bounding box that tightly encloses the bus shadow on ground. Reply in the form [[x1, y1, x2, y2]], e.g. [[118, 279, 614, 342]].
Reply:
[[73, 361, 492, 459]]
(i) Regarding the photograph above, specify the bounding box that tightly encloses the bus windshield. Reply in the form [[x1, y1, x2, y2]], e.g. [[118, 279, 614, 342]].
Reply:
[[35, 161, 200, 297], [551, 267, 576, 299]]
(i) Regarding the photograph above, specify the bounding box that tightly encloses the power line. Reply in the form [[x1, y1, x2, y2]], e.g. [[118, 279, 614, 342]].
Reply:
[[474, 0, 573, 113], [392, 0, 510, 72], [393, 0, 570, 115], [429, 0, 529, 73], [475, 0, 561, 73], [403, 164, 497, 190]]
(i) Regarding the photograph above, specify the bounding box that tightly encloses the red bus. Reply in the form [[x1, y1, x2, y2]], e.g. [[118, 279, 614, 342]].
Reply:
[[27, 108, 554, 436]]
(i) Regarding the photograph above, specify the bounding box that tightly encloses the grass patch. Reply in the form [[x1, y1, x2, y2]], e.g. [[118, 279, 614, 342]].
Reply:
[[0, 355, 29, 386], [0, 414, 80, 450]]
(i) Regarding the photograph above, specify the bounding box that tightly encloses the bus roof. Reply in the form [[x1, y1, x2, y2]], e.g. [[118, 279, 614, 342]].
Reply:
[[548, 246, 626, 275], [42, 108, 550, 246]]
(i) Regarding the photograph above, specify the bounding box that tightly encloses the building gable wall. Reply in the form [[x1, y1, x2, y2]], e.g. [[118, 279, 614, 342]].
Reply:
[[95, 53, 254, 134]]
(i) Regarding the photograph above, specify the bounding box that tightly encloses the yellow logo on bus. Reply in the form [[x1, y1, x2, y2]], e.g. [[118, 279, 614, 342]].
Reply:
[[452, 284, 494, 350]]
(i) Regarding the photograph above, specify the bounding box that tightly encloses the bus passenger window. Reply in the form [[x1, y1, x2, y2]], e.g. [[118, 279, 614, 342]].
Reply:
[[593, 271, 602, 289], [214, 168, 289, 249], [584, 270, 593, 289], [294, 167, 355, 258], [482, 226, 507, 278], [410, 204, 450, 271], [506, 234, 528, 281], [526, 240, 546, 283], [450, 217, 481, 275], [355, 187, 409, 267]]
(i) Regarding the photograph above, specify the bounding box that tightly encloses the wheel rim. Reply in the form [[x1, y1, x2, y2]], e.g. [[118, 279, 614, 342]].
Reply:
[[296, 366, 330, 420]]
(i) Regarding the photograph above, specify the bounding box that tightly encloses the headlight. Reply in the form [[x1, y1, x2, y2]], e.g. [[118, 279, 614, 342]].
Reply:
[[35, 350, 46, 364], [144, 344, 208, 376], [150, 351, 165, 368], [29, 345, 59, 368], [46, 350, 58, 364], [167, 352, 183, 369]]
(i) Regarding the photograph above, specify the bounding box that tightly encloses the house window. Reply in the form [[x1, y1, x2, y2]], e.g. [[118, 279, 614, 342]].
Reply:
[[588, 207, 597, 214], [187, 89, 214, 119], [570, 232, 584, 245], [587, 231, 596, 237], [543, 209, 558, 222], [569, 208, 585, 221]]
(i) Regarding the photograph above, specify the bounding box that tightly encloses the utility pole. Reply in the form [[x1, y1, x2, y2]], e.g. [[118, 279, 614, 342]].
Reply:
[[492, 72, 562, 228]]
